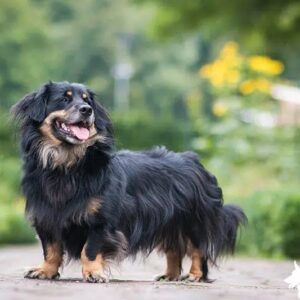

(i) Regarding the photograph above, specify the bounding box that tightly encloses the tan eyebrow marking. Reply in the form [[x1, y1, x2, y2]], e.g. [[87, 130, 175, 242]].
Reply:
[[66, 90, 72, 96], [82, 93, 88, 99]]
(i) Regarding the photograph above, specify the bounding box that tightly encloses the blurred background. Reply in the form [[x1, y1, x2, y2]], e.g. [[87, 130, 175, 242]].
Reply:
[[0, 0, 299, 259]]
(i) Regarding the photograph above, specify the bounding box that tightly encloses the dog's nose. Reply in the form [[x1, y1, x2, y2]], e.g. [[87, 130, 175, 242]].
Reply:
[[79, 105, 92, 117]]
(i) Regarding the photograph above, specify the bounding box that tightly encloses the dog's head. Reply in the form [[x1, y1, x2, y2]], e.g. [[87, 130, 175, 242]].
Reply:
[[12, 81, 113, 168]]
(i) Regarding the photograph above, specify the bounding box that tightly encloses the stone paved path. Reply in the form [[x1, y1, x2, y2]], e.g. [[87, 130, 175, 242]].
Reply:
[[0, 245, 296, 300]]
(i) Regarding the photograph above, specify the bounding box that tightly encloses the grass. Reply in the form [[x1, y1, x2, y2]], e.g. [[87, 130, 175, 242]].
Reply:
[[0, 155, 35, 244]]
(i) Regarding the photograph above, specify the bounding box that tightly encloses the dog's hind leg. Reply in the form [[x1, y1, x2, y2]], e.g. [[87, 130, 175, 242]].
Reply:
[[155, 250, 182, 281], [181, 246, 208, 282]]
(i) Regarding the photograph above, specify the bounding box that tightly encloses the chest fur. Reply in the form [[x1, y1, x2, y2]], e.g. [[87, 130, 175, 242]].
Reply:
[[23, 167, 102, 228]]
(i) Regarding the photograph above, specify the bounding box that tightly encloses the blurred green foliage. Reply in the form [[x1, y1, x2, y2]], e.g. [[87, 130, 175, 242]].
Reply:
[[113, 111, 190, 151], [239, 189, 300, 259], [0, 0, 199, 115], [136, 0, 300, 81], [136, 0, 300, 46], [280, 194, 300, 258], [0, 207, 36, 245], [0, 0, 57, 107]]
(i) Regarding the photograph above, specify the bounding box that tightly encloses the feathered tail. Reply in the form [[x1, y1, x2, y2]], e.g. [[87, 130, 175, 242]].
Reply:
[[219, 204, 247, 254], [201, 204, 247, 281]]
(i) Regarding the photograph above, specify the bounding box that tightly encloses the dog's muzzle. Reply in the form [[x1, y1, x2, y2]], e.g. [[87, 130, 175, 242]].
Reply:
[[48, 105, 96, 144]]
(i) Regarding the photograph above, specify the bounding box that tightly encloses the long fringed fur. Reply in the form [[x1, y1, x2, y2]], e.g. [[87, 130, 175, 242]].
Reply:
[[12, 81, 246, 280], [105, 148, 246, 264]]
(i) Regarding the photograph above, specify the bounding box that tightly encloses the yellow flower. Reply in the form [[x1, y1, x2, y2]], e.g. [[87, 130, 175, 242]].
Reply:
[[212, 101, 228, 117], [255, 78, 272, 93], [248, 56, 284, 76], [227, 70, 241, 84], [199, 41, 243, 89], [220, 42, 239, 59], [239, 78, 272, 95], [240, 80, 256, 95], [199, 41, 283, 95], [200, 64, 212, 78]]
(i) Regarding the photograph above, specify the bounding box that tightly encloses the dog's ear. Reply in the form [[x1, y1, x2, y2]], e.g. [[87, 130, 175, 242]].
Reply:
[[88, 89, 113, 138], [11, 83, 50, 123]]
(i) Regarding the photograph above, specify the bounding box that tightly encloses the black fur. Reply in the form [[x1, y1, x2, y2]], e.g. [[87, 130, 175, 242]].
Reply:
[[12, 81, 246, 281]]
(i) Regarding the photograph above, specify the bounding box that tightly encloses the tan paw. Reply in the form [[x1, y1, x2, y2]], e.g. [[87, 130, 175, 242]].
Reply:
[[24, 267, 60, 280], [83, 270, 109, 283], [180, 273, 203, 282], [155, 274, 181, 282]]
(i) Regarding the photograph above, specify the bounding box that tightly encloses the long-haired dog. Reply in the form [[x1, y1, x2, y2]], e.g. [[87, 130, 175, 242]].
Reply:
[[12, 81, 246, 283]]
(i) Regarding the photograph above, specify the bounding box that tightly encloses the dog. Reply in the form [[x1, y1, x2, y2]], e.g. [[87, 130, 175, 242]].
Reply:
[[12, 81, 246, 283]]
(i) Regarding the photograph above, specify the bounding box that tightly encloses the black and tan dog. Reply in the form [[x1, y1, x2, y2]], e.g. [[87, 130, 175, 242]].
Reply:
[[12, 81, 246, 283]]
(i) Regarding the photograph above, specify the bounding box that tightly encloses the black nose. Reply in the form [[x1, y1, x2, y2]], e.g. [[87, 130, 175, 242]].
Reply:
[[79, 105, 92, 117]]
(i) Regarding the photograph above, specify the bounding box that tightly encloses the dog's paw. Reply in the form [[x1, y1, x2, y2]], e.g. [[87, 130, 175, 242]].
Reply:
[[24, 267, 60, 280], [155, 274, 180, 282], [83, 271, 109, 283], [181, 273, 214, 283], [180, 273, 204, 282]]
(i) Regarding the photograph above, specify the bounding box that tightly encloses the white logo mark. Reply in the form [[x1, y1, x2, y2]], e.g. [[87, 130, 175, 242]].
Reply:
[[285, 261, 300, 298]]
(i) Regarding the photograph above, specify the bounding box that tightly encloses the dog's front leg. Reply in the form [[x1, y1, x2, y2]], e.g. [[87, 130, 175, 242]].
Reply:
[[24, 227, 63, 280], [81, 228, 108, 283]]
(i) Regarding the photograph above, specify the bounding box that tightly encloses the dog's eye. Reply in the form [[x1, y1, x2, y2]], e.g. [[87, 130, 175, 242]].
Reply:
[[62, 97, 70, 103]]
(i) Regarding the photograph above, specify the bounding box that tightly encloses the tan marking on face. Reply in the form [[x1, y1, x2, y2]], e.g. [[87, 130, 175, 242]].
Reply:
[[38, 110, 103, 169], [188, 247, 203, 279], [81, 246, 106, 281], [43, 110, 68, 122], [66, 90, 72, 97], [88, 123, 97, 138], [26, 243, 63, 279], [82, 93, 87, 100], [164, 251, 182, 279], [39, 125, 61, 146], [39, 110, 67, 146]]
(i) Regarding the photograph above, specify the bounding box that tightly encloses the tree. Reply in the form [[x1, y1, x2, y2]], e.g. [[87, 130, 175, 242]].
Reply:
[[39, 0, 133, 108], [0, 0, 53, 108], [134, 0, 300, 80], [135, 0, 300, 47], [41, 0, 200, 115]]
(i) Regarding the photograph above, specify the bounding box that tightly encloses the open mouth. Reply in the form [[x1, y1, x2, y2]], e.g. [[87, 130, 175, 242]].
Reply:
[[54, 120, 91, 141]]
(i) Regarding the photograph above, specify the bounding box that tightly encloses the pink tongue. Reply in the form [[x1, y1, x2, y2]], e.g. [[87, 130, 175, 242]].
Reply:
[[69, 125, 90, 141]]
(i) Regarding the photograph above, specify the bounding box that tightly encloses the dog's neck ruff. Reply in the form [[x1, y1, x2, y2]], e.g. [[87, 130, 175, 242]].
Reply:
[[38, 140, 94, 169]]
